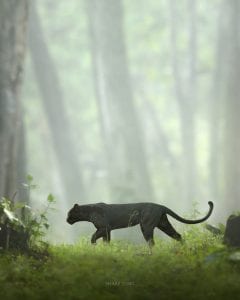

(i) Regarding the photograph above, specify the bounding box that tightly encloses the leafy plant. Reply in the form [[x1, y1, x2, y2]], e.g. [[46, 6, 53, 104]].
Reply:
[[0, 175, 56, 251], [25, 193, 56, 248]]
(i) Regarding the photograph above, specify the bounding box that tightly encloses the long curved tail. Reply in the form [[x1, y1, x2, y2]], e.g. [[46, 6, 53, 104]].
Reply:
[[165, 201, 214, 224]]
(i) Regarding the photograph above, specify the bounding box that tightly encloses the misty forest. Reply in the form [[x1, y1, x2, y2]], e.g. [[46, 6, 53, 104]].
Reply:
[[1, 0, 240, 299]]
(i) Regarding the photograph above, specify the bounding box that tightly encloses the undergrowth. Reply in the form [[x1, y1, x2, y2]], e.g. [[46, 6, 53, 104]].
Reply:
[[0, 175, 56, 252], [0, 227, 240, 300]]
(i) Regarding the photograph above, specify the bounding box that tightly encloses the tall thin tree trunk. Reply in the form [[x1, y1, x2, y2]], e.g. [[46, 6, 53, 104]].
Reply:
[[140, 97, 178, 172], [28, 3, 86, 203], [209, 0, 226, 202], [169, 0, 198, 207], [17, 120, 28, 202], [87, 0, 154, 202], [223, 0, 240, 213], [0, 0, 29, 201]]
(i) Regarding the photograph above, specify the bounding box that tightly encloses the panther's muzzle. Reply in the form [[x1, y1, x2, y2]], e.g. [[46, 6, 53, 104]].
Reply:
[[66, 217, 74, 225]]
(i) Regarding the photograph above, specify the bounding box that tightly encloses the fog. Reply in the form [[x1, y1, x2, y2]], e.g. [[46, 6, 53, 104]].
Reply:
[[16, 0, 240, 243]]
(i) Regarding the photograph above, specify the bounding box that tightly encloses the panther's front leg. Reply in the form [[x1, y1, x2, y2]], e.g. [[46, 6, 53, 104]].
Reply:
[[91, 228, 111, 244]]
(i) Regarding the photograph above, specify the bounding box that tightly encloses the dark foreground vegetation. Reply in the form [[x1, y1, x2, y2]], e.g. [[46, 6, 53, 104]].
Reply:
[[0, 227, 240, 300]]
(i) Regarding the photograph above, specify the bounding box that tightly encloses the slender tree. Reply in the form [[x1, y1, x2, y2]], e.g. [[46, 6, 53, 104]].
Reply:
[[139, 95, 179, 173], [169, 0, 198, 207], [0, 0, 29, 200], [223, 0, 240, 213], [28, 3, 86, 203], [87, 0, 154, 202], [209, 0, 226, 202]]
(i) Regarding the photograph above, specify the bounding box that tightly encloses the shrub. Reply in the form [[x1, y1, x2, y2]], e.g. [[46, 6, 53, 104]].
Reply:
[[0, 176, 55, 252]]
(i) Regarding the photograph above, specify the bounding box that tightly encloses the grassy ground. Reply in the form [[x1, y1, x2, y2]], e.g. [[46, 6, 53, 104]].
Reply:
[[0, 227, 240, 300]]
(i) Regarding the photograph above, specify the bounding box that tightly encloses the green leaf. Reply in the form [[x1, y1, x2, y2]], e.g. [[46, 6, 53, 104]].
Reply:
[[40, 214, 47, 221], [14, 202, 27, 210], [43, 223, 49, 229], [47, 194, 55, 203], [27, 174, 33, 183], [3, 208, 20, 223]]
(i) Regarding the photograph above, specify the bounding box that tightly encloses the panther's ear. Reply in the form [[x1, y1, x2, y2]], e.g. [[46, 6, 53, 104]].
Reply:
[[74, 204, 79, 208]]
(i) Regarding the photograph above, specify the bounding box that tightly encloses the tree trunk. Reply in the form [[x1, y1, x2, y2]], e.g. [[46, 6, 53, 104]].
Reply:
[[28, 3, 86, 203], [141, 97, 178, 172], [87, 0, 154, 202], [169, 0, 198, 207], [17, 121, 28, 203], [0, 0, 29, 201], [209, 0, 226, 202], [223, 0, 240, 213]]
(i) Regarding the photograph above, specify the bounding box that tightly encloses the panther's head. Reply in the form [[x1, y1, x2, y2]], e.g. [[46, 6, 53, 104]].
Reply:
[[66, 204, 85, 225]]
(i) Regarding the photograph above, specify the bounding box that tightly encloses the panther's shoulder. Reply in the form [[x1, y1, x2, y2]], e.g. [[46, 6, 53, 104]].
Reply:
[[91, 202, 108, 213], [94, 202, 107, 207], [86, 202, 107, 207]]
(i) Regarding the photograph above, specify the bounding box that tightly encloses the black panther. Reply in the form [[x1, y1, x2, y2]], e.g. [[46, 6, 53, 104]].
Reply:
[[67, 201, 213, 247]]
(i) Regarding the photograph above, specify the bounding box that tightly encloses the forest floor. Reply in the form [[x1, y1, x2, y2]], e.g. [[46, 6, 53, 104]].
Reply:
[[0, 227, 240, 300]]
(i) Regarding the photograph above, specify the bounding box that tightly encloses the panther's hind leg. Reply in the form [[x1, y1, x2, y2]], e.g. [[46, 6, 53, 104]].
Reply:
[[140, 223, 155, 248], [158, 215, 182, 241], [102, 229, 111, 243]]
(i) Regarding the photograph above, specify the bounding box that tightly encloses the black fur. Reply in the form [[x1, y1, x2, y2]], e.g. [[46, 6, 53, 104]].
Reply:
[[67, 201, 213, 247]]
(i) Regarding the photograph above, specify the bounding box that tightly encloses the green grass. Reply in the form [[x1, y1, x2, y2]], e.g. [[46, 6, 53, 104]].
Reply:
[[0, 227, 240, 300]]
